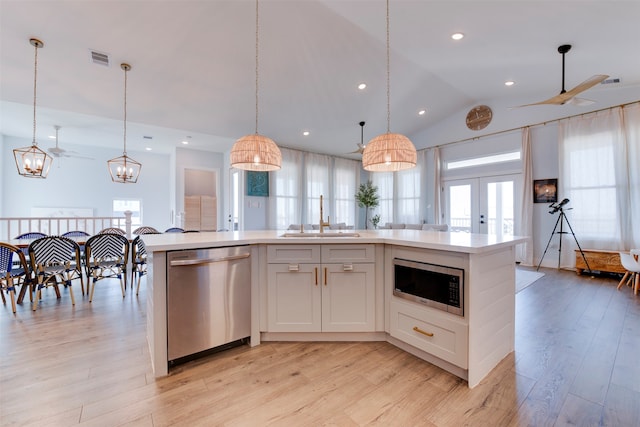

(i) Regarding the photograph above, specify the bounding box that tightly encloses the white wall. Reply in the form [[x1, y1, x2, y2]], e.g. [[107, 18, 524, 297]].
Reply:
[[1, 135, 171, 230]]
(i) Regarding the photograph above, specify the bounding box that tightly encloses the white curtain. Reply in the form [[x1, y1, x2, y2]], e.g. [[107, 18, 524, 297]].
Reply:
[[371, 172, 394, 227], [558, 108, 629, 262], [395, 162, 421, 224], [432, 147, 442, 224], [333, 157, 359, 226], [304, 153, 331, 225], [623, 102, 640, 247], [516, 127, 533, 265], [269, 148, 303, 230]]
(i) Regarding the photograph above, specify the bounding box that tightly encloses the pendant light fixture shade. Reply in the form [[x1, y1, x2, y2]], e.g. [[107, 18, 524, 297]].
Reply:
[[362, 0, 416, 172], [230, 134, 281, 171], [362, 132, 417, 172], [230, 0, 281, 171], [14, 38, 53, 178], [108, 63, 142, 183]]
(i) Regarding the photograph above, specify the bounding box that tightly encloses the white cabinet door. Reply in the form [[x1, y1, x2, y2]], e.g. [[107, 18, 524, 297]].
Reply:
[[267, 263, 321, 332], [322, 263, 376, 332]]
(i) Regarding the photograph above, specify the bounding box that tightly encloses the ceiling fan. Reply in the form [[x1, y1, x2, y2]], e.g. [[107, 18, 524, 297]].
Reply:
[[515, 44, 608, 107], [48, 125, 94, 159], [348, 121, 366, 154]]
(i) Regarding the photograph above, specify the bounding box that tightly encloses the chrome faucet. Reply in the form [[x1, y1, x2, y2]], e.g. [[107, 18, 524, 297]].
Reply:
[[319, 195, 330, 233]]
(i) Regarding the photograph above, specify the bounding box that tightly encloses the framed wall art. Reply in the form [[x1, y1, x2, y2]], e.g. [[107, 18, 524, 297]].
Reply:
[[533, 178, 557, 203], [246, 171, 269, 197]]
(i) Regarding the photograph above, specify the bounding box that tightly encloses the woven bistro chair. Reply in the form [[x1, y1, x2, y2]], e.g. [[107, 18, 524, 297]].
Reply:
[[130, 235, 148, 295], [28, 236, 84, 310], [133, 226, 161, 235], [97, 227, 126, 236], [164, 227, 185, 233], [1, 242, 33, 313], [14, 232, 47, 257], [85, 234, 130, 301]]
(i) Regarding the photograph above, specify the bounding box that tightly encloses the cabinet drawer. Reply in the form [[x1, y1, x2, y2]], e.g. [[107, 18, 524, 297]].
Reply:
[[267, 245, 320, 263], [390, 299, 468, 368], [321, 244, 375, 263]]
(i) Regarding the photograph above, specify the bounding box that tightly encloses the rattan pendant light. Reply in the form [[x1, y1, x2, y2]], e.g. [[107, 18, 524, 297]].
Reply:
[[362, 0, 416, 172], [108, 63, 142, 183], [230, 0, 281, 171], [13, 38, 53, 178]]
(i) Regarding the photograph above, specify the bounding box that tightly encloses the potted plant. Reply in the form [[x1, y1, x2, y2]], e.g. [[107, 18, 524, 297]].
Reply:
[[355, 180, 380, 229], [370, 214, 381, 230]]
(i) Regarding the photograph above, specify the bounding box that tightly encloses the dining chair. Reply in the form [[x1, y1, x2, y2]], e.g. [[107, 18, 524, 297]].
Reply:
[[1, 242, 33, 313], [28, 236, 85, 310], [97, 227, 126, 235], [130, 236, 148, 295], [62, 230, 91, 273], [618, 249, 640, 294], [164, 227, 185, 233], [133, 226, 161, 235], [14, 232, 47, 257], [85, 233, 130, 301]]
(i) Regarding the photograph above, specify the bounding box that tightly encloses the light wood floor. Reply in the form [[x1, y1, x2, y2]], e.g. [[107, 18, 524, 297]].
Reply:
[[1, 267, 639, 426]]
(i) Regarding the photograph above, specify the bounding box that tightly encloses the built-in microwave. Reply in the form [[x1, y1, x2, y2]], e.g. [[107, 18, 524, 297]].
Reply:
[[393, 258, 464, 316]]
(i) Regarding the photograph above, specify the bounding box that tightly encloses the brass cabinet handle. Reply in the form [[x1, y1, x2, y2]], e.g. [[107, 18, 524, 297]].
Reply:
[[413, 326, 434, 337], [324, 267, 327, 285], [315, 267, 318, 286]]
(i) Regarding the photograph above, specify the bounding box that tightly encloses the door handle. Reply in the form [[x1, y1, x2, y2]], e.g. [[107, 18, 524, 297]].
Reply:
[[288, 264, 299, 272], [324, 267, 327, 286], [343, 263, 353, 271]]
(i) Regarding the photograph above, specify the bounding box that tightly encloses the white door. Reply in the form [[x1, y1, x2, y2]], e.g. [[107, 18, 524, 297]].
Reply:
[[444, 175, 518, 235]]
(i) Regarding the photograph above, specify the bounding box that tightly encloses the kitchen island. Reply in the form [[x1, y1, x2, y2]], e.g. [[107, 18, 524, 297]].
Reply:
[[143, 229, 527, 388]]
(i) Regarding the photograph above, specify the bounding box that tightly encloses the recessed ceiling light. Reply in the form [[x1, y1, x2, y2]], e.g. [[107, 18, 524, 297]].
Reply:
[[48, 135, 56, 139], [418, 109, 427, 116], [303, 131, 310, 136], [358, 83, 367, 90], [451, 33, 464, 41], [505, 80, 515, 86], [145, 147, 152, 151]]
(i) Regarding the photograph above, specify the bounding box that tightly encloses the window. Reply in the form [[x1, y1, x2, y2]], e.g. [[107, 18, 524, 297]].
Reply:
[[446, 151, 520, 170], [333, 158, 358, 226], [269, 148, 359, 230], [112, 199, 141, 228]]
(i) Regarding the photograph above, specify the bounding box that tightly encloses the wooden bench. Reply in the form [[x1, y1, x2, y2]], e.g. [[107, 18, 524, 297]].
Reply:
[[575, 249, 626, 275]]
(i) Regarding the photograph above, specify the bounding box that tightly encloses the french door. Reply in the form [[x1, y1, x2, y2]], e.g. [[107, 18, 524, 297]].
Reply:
[[444, 174, 519, 235]]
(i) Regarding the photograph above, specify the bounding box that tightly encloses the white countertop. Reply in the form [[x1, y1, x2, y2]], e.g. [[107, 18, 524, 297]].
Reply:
[[142, 229, 528, 254]]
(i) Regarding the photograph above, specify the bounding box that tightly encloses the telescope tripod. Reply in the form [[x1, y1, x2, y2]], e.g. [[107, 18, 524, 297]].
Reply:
[[536, 208, 592, 273]]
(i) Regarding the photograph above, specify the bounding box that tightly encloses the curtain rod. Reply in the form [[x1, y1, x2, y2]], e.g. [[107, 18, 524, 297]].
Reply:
[[429, 99, 640, 150]]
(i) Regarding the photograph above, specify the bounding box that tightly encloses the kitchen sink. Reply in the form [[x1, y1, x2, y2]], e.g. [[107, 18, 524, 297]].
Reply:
[[280, 231, 360, 238]]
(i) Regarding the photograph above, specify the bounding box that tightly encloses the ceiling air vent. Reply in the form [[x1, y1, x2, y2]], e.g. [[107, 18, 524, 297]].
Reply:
[[601, 78, 621, 85], [90, 50, 110, 67]]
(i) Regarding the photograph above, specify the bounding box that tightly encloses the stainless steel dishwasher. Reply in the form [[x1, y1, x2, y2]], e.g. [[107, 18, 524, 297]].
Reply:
[[167, 245, 251, 363]]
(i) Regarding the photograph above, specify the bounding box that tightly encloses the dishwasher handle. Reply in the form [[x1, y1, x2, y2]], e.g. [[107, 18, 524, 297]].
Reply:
[[170, 252, 250, 267]]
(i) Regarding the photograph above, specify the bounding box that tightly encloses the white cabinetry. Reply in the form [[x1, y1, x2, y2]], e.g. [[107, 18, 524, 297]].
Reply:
[[267, 244, 376, 332], [389, 298, 468, 368]]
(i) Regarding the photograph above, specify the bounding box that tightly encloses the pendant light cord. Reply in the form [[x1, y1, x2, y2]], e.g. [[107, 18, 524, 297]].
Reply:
[[255, 0, 260, 135], [123, 65, 128, 155], [386, 0, 391, 133], [32, 41, 39, 146]]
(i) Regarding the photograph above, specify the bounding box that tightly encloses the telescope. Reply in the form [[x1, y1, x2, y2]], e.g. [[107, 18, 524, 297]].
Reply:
[[548, 198, 570, 214]]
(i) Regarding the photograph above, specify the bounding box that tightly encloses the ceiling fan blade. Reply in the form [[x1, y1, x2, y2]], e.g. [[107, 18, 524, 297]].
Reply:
[[564, 74, 609, 98], [566, 97, 596, 107], [512, 74, 609, 108]]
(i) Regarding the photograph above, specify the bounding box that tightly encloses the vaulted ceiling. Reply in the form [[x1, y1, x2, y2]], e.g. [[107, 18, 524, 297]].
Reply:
[[1, 0, 639, 158]]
